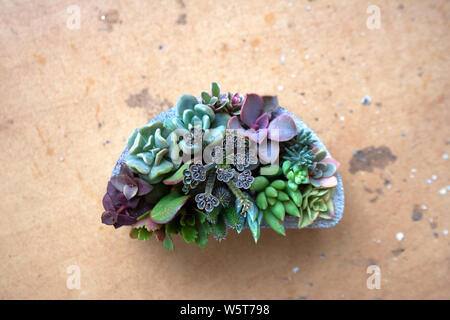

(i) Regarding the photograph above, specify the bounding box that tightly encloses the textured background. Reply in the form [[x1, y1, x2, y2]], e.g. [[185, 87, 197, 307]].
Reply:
[[0, 0, 449, 299]]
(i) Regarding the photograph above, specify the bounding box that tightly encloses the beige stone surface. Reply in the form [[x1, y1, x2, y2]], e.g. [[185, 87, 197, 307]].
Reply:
[[0, 0, 449, 299]]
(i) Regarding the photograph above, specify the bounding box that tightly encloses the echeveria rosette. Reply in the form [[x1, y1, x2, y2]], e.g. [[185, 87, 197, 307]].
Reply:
[[298, 185, 335, 228], [165, 94, 228, 155], [227, 93, 298, 163], [126, 121, 181, 183], [101, 164, 153, 228], [307, 147, 340, 188]]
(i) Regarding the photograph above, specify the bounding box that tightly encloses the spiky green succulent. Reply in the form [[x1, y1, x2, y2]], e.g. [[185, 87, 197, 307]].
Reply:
[[126, 121, 181, 183]]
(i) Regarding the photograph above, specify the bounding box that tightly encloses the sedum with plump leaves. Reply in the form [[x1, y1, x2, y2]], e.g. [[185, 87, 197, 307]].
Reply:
[[101, 83, 340, 250]]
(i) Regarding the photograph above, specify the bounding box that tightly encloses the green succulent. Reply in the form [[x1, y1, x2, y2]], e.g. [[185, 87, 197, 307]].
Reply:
[[250, 169, 302, 235], [298, 185, 335, 228], [126, 121, 181, 183], [164, 94, 229, 155]]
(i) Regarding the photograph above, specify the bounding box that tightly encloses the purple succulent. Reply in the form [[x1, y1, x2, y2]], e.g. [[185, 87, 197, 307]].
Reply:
[[101, 165, 153, 228], [227, 93, 298, 163]]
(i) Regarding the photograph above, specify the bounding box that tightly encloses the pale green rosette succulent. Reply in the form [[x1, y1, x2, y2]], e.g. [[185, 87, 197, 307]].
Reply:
[[164, 94, 229, 155], [125, 121, 181, 183]]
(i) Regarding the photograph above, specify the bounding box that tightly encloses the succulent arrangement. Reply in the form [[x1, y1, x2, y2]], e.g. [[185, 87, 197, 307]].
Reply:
[[101, 83, 340, 250]]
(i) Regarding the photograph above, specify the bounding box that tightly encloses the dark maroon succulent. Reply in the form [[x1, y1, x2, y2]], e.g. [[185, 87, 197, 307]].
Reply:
[[101, 164, 153, 228], [227, 93, 298, 163]]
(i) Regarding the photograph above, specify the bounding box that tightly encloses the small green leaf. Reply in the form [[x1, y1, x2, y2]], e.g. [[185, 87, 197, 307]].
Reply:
[[149, 159, 173, 180], [137, 228, 153, 240], [211, 82, 220, 97], [201, 91, 211, 104], [263, 210, 285, 236], [166, 215, 182, 234], [130, 228, 139, 239], [163, 161, 191, 185], [181, 226, 198, 243], [163, 234, 174, 251], [211, 213, 227, 241], [195, 212, 211, 248], [151, 192, 190, 224], [250, 176, 270, 192], [270, 201, 285, 221]]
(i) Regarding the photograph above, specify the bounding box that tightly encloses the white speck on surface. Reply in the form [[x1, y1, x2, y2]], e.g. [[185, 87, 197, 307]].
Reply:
[[411, 168, 417, 172], [293, 267, 299, 273], [421, 205, 427, 210], [302, 100, 307, 105], [443, 153, 448, 159], [440, 188, 447, 195], [362, 96, 372, 105], [429, 218, 434, 223], [59, 156, 65, 162], [305, 54, 309, 60], [443, 230, 448, 235], [288, 2, 293, 7], [291, 73, 296, 78], [386, 184, 392, 190], [277, 85, 284, 91], [410, 174, 414, 178], [426, 179, 432, 184], [280, 54, 285, 65], [432, 175, 438, 180], [306, 5, 311, 11], [340, 116, 345, 121], [396, 232, 404, 241], [392, 257, 398, 261]]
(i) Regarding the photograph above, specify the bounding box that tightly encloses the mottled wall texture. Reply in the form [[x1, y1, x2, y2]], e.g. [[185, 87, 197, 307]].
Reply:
[[0, 0, 448, 299]]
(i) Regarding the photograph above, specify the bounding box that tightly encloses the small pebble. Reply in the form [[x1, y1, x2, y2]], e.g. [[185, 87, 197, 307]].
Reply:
[[421, 205, 427, 210], [432, 175, 438, 180], [340, 116, 345, 121], [440, 188, 447, 195], [443, 154, 448, 159], [411, 168, 417, 172], [277, 85, 284, 91], [396, 232, 404, 241], [59, 157, 65, 162], [443, 230, 448, 235], [426, 179, 431, 184], [280, 54, 285, 65], [292, 267, 299, 273], [362, 96, 372, 105]]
